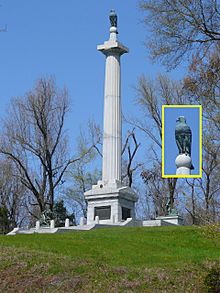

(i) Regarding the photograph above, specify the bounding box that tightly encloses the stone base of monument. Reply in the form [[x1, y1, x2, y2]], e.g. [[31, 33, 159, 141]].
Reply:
[[84, 180, 138, 225], [7, 215, 183, 235], [7, 203, 184, 235], [7, 217, 143, 235]]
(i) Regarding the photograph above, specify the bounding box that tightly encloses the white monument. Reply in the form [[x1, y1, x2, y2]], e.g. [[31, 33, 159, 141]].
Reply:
[[84, 10, 138, 225], [7, 11, 184, 236]]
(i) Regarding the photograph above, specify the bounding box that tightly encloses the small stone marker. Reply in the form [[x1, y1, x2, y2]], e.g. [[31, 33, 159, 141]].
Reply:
[[80, 217, 84, 226], [65, 218, 70, 228], [50, 219, 55, 229], [95, 216, 99, 224], [36, 221, 40, 230]]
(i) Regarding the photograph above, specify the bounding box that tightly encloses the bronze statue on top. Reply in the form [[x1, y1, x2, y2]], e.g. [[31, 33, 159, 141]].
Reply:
[[175, 116, 194, 170], [109, 9, 117, 28]]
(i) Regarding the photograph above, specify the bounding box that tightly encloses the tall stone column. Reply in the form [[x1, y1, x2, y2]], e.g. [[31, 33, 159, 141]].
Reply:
[[84, 11, 137, 225], [97, 25, 128, 184]]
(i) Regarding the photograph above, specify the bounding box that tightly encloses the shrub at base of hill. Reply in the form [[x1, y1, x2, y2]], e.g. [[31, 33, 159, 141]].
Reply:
[[204, 265, 220, 293], [200, 223, 220, 240], [0, 206, 10, 235]]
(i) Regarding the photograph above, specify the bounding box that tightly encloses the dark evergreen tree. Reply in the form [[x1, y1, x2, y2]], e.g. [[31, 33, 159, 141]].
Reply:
[[53, 200, 75, 227], [0, 205, 10, 234]]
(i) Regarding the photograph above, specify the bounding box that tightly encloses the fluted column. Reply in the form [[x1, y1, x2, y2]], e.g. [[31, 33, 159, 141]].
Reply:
[[98, 26, 128, 184]]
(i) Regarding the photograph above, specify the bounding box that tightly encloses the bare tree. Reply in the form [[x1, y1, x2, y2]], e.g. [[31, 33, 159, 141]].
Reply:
[[64, 122, 102, 220], [184, 49, 220, 131], [0, 77, 90, 216], [139, 1, 220, 222], [0, 158, 27, 233], [65, 162, 101, 221], [140, 0, 220, 68], [196, 134, 220, 221], [121, 128, 142, 187], [131, 75, 189, 215], [183, 52, 220, 222], [141, 163, 168, 217]]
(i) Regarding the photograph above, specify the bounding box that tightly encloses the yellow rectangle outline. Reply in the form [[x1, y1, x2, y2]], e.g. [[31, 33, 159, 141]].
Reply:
[[162, 105, 202, 178]]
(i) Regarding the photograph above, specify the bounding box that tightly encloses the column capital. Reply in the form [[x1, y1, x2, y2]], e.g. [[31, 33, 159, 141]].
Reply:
[[97, 40, 128, 56]]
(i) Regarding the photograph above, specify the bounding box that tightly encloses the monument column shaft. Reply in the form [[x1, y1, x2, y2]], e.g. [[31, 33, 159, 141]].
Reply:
[[84, 12, 137, 226], [102, 53, 121, 182]]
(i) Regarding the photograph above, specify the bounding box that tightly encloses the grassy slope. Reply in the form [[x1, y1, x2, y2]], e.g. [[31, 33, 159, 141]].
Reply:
[[0, 226, 219, 292]]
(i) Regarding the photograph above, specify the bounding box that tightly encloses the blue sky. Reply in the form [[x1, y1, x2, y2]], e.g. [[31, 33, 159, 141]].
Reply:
[[0, 1, 187, 169], [164, 107, 201, 175]]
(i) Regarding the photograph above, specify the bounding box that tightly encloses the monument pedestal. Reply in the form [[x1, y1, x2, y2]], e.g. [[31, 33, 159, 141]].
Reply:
[[143, 214, 184, 227], [85, 181, 137, 225], [156, 215, 183, 226]]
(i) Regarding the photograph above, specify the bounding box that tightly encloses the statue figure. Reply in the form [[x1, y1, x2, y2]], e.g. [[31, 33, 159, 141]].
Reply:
[[166, 197, 178, 216], [166, 197, 171, 215], [109, 9, 117, 27], [175, 116, 194, 169], [39, 209, 54, 227]]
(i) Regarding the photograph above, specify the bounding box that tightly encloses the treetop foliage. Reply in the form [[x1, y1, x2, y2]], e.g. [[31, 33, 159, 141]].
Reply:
[[140, 0, 220, 68]]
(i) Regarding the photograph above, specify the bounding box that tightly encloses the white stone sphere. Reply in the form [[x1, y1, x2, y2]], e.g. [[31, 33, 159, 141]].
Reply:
[[110, 26, 117, 33], [175, 154, 192, 169]]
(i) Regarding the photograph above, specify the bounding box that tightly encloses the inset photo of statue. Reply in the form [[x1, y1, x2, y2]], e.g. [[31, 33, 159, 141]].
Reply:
[[162, 105, 202, 178]]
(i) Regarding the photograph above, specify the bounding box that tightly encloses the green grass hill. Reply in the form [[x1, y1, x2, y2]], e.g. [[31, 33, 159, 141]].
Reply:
[[0, 226, 219, 292]]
